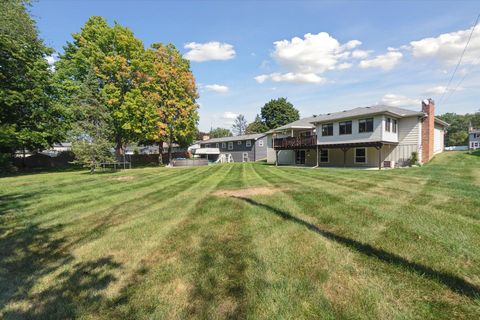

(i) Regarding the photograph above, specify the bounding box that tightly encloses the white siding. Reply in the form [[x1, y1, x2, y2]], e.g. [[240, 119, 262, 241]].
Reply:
[[316, 115, 384, 144], [382, 116, 399, 142], [434, 124, 444, 154], [398, 116, 420, 145]]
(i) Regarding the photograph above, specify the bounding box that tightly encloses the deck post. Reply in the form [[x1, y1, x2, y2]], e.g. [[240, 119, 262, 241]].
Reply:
[[341, 148, 348, 168], [376, 144, 383, 170], [316, 145, 319, 167]]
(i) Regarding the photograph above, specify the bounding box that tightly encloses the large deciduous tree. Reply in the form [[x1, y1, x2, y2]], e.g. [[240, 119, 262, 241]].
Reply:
[[209, 127, 232, 138], [55, 16, 149, 157], [143, 43, 198, 164], [0, 0, 67, 169], [438, 112, 480, 146], [246, 114, 269, 134], [261, 98, 299, 129]]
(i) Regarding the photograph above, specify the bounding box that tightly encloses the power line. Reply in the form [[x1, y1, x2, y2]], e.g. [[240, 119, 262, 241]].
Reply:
[[437, 13, 480, 107], [442, 56, 480, 105]]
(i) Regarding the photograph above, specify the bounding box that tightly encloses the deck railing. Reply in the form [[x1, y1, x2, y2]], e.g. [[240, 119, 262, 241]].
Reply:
[[274, 135, 317, 149]]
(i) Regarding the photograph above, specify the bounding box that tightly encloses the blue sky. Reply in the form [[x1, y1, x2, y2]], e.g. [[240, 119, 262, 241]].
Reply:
[[32, 0, 480, 131]]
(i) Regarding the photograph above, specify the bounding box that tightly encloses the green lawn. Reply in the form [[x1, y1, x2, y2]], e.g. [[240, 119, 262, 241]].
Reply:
[[1, 151, 479, 319]]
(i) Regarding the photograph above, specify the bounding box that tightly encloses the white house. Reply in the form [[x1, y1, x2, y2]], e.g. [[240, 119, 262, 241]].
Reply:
[[267, 99, 448, 168]]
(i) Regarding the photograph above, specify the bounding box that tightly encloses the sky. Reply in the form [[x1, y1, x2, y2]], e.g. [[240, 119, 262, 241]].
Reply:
[[31, 0, 480, 131]]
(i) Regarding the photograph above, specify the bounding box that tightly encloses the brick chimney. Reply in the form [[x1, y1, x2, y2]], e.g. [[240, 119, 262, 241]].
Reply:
[[421, 98, 435, 163]]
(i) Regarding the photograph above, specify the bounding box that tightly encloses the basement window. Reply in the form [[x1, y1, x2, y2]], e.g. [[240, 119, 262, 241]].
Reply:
[[320, 149, 329, 163], [354, 148, 367, 163]]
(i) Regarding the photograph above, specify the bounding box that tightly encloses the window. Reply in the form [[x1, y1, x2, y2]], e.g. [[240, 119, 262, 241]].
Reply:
[[259, 140, 264, 147], [228, 142, 233, 150], [246, 140, 252, 147], [320, 149, 329, 163], [354, 148, 367, 163], [242, 152, 249, 162], [322, 123, 333, 136], [358, 118, 373, 133], [215, 143, 219, 148], [237, 141, 242, 145], [339, 121, 352, 135], [392, 119, 397, 133], [205, 144, 210, 148], [386, 118, 391, 132], [222, 142, 226, 148]]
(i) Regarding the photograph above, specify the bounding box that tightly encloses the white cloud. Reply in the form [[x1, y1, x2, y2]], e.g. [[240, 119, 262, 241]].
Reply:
[[351, 50, 370, 59], [221, 111, 239, 126], [425, 85, 464, 95], [254, 72, 326, 84], [205, 84, 229, 93], [45, 54, 58, 71], [183, 41, 235, 62], [359, 51, 403, 70], [271, 32, 362, 74], [410, 27, 480, 65], [337, 63, 353, 70], [380, 94, 420, 108]]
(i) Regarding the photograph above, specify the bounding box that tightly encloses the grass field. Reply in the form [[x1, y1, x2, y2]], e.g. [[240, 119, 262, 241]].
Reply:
[[1, 151, 479, 319]]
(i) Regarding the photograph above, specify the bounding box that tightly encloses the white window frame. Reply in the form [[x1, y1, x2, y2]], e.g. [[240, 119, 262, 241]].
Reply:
[[354, 147, 367, 164], [258, 139, 264, 147], [237, 140, 242, 145], [228, 142, 233, 150], [242, 152, 249, 162], [319, 149, 329, 163], [215, 143, 219, 148], [205, 143, 210, 148], [246, 140, 252, 147], [385, 117, 391, 132], [222, 142, 226, 148]]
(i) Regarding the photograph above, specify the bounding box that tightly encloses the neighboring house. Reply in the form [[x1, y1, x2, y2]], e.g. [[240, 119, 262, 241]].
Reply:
[[40, 142, 72, 157], [125, 143, 186, 155], [196, 133, 268, 162], [267, 99, 448, 168], [469, 128, 480, 150]]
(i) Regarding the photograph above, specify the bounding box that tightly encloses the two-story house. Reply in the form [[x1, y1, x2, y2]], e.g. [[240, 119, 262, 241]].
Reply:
[[469, 128, 480, 150], [196, 133, 268, 162], [267, 99, 448, 168]]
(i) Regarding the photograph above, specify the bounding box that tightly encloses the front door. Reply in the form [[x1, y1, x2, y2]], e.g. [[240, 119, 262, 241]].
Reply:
[[295, 150, 305, 165]]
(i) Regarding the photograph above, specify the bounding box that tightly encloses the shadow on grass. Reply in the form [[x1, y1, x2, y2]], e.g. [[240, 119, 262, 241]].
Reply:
[[0, 223, 121, 319], [236, 196, 480, 299]]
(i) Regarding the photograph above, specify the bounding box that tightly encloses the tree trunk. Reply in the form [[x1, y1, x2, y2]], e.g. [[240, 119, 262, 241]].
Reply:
[[167, 131, 173, 165], [158, 140, 164, 165], [115, 135, 124, 160]]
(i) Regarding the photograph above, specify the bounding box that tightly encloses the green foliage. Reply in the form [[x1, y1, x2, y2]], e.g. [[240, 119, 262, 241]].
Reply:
[[410, 151, 418, 166], [261, 97, 300, 129], [55, 16, 149, 155], [0, 0, 67, 167], [142, 43, 199, 162], [246, 114, 269, 134], [69, 68, 114, 172], [209, 127, 232, 138], [232, 114, 247, 136], [438, 112, 480, 146]]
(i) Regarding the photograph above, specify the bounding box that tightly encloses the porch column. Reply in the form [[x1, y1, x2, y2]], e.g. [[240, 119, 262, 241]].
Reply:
[[316, 145, 319, 167], [376, 144, 383, 170], [341, 148, 349, 168]]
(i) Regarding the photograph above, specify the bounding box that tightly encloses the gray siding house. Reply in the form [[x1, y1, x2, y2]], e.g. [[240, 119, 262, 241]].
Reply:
[[197, 133, 268, 162]]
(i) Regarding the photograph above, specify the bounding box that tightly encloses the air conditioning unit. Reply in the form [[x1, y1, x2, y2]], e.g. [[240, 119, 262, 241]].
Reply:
[[383, 160, 395, 168]]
